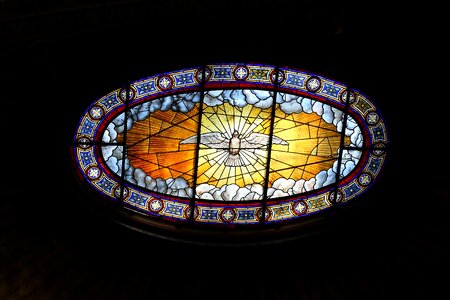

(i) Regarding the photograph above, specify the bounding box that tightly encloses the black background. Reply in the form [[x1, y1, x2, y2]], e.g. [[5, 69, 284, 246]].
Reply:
[[1, 0, 448, 299]]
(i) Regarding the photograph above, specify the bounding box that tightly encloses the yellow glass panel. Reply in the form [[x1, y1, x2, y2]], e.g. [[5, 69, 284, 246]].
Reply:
[[194, 102, 273, 188], [269, 105, 350, 184], [121, 103, 200, 187]]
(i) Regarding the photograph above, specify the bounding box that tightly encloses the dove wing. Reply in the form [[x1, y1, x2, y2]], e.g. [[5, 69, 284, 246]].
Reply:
[[271, 135, 289, 145], [180, 132, 229, 149], [241, 133, 288, 149]]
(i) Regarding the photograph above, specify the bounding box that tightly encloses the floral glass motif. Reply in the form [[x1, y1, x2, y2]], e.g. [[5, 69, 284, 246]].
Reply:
[[72, 63, 388, 225]]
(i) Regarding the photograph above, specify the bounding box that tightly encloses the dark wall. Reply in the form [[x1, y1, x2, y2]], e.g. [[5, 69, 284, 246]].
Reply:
[[1, 1, 448, 299]]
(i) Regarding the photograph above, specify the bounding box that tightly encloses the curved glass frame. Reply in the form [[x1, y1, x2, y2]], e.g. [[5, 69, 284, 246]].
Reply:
[[71, 63, 388, 228]]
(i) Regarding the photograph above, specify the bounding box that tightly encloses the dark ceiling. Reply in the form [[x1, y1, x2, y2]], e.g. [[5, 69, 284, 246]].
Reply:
[[1, 0, 448, 299]]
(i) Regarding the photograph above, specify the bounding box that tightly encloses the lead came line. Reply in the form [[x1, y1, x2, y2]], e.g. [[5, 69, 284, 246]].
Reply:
[[189, 66, 206, 222], [332, 87, 351, 206], [261, 66, 280, 225], [119, 84, 131, 206]]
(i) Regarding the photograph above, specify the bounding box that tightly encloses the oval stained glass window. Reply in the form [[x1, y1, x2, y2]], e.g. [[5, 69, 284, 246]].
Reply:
[[71, 63, 388, 241]]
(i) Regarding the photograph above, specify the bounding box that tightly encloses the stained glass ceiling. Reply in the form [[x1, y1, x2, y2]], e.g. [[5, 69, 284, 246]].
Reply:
[[71, 63, 388, 241]]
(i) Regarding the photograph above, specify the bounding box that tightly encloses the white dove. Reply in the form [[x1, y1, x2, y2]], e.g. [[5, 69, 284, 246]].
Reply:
[[180, 129, 288, 167]]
